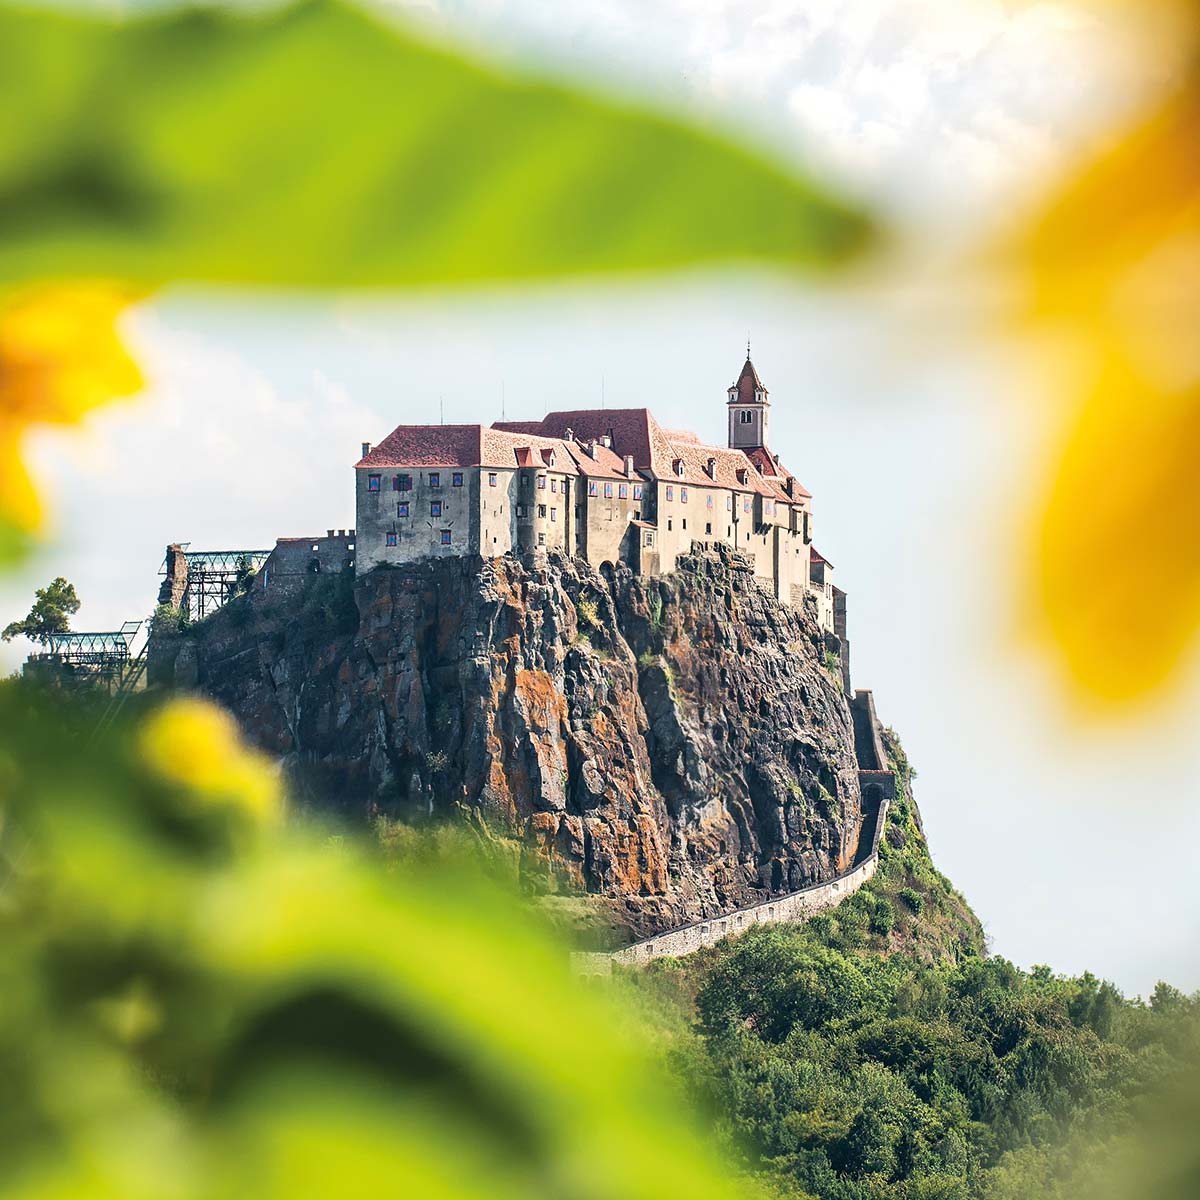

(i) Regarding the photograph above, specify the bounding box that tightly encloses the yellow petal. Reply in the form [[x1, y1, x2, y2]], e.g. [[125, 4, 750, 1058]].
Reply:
[[1036, 354, 1200, 703], [0, 280, 144, 538], [138, 697, 282, 827]]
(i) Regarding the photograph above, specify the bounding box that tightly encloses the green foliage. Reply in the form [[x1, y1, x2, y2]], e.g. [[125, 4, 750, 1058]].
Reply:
[[0, 680, 749, 1200], [576, 597, 600, 630], [823, 648, 841, 674], [899, 887, 925, 917], [149, 601, 188, 638], [630, 919, 1200, 1200], [1, 575, 80, 645], [297, 568, 359, 638], [0, 0, 871, 292]]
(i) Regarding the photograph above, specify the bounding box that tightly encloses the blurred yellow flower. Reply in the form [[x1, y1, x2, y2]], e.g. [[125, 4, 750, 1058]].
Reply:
[[0, 281, 143, 540], [138, 697, 282, 826], [1017, 28, 1200, 706]]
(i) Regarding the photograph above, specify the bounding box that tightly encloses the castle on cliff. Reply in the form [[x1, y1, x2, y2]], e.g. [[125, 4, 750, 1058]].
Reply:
[[351, 352, 842, 632]]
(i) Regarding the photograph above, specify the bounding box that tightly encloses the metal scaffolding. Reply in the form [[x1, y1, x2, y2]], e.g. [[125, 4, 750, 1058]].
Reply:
[[159, 548, 271, 621], [28, 620, 145, 690]]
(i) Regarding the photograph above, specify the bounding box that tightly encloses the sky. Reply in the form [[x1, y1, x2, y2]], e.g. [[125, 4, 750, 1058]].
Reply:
[[4, 0, 1198, 995]]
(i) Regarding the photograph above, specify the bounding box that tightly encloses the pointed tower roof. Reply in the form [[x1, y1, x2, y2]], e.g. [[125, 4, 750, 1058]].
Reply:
[[729, 353, 768, 405]]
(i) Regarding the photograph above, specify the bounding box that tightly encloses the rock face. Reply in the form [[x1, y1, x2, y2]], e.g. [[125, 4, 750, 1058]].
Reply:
[[150, 547, 866, 939]]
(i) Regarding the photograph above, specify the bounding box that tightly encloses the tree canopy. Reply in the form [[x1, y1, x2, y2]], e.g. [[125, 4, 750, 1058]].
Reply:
[[1, 576, 80, 645]]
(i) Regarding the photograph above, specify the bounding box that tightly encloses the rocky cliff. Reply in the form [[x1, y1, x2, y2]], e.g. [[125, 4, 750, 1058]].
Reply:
[[150, 547, 869, 939]]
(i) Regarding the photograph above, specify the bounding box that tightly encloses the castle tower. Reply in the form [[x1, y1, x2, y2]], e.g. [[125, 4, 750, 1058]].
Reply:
[[727, 347, 769, 450]]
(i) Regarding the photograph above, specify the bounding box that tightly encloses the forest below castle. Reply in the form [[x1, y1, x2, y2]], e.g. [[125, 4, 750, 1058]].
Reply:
[[614, 752, 1200, 1200]]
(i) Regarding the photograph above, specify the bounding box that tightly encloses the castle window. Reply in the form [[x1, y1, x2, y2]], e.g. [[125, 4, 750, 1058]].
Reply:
[[680, 487, 688, 503], [538, 504, 546, 518], [550, 508, 557, 522], [537, 532, 546, 546], [429, 472, 440, 488], [488, 472, 498, 487], [618, 484, 628, 499], [551, 479, 557, 493], [391, 476, 401, 491], [644, 532, 653, 546], [682, 518, 687, 530], [633, 484, 643, 500], [744, 497, 751, 513], [667, 519, 673, 531], [707, 495, 713, 509], [588, 481, 598, 497], [604, 482, 613, 498], [397, 502, 409, 518], [666, 485, 673, 502], [431, 501, 442, 517], [537, 475, 547, 489], [705, 522, 712, 535], [399, 474, 412, 491], [367, 474, 381, 492], [516, 504, 526, 518], [440, 529, 452, 545], [739, 410, 753, 424], [453, 472, 464, 487], [385, 531, 397, 546]]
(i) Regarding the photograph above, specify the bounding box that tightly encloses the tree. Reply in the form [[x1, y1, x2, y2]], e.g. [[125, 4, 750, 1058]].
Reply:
[[2, 577, 80, 646]]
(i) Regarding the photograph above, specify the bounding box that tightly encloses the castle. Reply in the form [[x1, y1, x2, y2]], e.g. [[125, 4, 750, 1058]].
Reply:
[[352, 352, 842, 632]]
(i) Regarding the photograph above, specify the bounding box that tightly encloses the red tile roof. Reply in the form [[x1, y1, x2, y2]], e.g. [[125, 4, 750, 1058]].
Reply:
[[810, 546, 833, 567], [357, 425, 582, 472], [744, 446, 812, 499], [356, 407, 812, 506], [498, 409, 797, 500], [730, 356, 767, 405]]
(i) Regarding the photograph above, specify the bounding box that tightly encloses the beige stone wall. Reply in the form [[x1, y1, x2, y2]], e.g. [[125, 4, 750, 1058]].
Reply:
[[580, 476, 644, 565], [514, 468, 574, 554], [356, 465, 485, 572]]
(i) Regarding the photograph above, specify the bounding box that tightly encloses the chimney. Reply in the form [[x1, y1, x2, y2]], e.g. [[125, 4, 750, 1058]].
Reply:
[[599, 433, 612, 449], [565, 426, 574, 442], [624, 454, 635, 477], [361, 442, 371, 458]]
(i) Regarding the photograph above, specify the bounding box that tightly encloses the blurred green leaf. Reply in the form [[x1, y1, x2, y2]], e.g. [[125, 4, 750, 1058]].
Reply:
[[0, 0, 871, 290], [0, 683, 752, 1200]]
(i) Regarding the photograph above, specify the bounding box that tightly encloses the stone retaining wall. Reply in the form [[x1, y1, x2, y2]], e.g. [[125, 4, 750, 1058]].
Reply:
[[572, 773, 892, 975]]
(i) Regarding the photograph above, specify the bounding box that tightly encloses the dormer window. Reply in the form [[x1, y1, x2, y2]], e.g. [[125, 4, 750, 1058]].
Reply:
[[673, 459, 685, 477], [706, 456, 717, 478], [736, 468, 749, 485]]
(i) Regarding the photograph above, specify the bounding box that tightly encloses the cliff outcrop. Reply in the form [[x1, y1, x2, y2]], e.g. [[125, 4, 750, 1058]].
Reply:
[[150, 547, 867, 939]]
